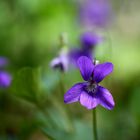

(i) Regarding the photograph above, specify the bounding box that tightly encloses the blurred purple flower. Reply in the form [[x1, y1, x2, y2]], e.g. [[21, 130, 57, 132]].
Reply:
[[0, 71, 12, 88], [64, 56, 115, 110], [80, 32, 103, 50], [50, 47, 69, 72], [0, 57, 9, 67], [69, 32, 102, 66], [69, 48, 92, 66], [80, 0, 112, 28]]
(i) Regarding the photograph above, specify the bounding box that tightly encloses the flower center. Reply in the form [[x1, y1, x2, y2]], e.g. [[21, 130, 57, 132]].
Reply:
[[86, 81, 98, 93]]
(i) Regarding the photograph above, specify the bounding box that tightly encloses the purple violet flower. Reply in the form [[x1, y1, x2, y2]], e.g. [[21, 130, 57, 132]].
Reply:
[[80, 32, 103, 50], [79, 0, 112, 28], [64, 56, 115, 110], [0, 71, 12, 88], [50, 47, 69, 72], [69, 32, 102, 66]]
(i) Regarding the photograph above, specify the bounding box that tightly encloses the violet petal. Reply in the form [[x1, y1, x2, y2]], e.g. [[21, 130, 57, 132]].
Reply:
[[94, 62, 113, 83], [97, 86, 115, 110], [80, 91, 98, 109], [77, 56, 94, 81], [64, 83, 84, 104], [50, 57, 61, 68]]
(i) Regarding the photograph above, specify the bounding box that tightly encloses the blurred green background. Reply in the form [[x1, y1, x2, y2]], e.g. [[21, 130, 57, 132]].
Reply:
[[0, 0, 140, 140]]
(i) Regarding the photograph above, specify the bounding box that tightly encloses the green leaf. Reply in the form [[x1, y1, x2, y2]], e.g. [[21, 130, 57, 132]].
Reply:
[[10, 67, 41, 103]]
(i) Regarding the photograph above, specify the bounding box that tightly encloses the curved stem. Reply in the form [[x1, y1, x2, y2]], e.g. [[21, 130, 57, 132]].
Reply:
[[93, 109, 98, 140]]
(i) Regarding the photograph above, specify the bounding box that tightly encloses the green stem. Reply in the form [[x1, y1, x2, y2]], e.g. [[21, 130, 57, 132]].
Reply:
[[93, 109, 98, 140]]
